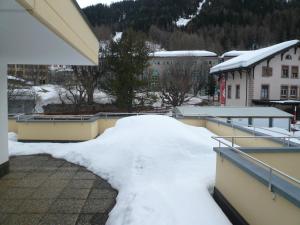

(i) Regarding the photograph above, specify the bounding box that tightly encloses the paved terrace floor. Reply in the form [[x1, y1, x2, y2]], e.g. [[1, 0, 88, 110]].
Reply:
[[0, 155, 117, 225]]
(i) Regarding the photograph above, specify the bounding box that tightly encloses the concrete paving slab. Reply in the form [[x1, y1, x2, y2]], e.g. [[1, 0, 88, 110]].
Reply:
[[0, 155, 117, 225]]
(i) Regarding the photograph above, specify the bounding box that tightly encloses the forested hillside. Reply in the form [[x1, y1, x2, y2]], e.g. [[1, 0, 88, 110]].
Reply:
[[83, 0, 300, 53]]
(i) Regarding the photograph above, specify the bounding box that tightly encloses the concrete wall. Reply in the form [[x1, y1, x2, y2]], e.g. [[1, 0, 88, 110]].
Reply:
[[17, 121, 98, 141], [206, 120, 283, 147], [250, 152, 300, 180], [0, 64, 8, 165], [215, 155, 300, 225]]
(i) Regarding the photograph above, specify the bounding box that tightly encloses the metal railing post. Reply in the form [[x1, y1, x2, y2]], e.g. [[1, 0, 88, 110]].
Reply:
[[268, 168, 273, 191]]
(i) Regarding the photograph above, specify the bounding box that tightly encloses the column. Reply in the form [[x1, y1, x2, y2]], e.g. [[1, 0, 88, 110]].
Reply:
[[0, 63, 9, 177]]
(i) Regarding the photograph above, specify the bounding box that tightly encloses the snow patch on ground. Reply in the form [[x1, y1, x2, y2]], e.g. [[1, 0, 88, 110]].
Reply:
[[9, 115, 231, 225], [244, 126, 300, 144], [31, 85, 114, 113]]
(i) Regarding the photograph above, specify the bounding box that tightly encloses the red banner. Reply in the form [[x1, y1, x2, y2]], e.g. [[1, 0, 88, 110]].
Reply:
[[220, 76, 226, 105]]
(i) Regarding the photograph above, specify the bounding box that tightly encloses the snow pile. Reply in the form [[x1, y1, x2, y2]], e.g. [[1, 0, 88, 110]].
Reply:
[[211, 40, 300, 73], [151, 50, 217, 58], [9, 115, 231, 225], [244, 126, 300, 144], [33, 85, 62, 113]]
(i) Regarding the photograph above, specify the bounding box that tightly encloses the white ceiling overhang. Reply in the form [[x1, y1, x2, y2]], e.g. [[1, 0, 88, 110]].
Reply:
[[0, 0, 98, 65]]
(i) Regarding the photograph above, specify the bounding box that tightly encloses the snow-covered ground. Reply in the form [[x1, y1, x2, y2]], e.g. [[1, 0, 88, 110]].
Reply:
[[9, 115, 231, 225], [30, 84, 208, 113], [31, 85, 114, 113]]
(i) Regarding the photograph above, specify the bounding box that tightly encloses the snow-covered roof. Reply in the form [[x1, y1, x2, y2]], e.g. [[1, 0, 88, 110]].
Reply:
[[175, 106, 293, 118], [221, 50, 253, 58], [211, 40, 300, 74], [150, 50, 217, 58], [270, 100, 300, 104]]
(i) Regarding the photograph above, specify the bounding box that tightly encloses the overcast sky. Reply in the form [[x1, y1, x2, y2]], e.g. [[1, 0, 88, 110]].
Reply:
[[77, 0, 121, 8]]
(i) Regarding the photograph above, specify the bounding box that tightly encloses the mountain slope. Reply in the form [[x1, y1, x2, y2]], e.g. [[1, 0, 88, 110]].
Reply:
[[83, 0, 300, 52]]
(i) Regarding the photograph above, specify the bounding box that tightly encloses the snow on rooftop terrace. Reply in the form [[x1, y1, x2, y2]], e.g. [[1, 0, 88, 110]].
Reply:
[[151, 50, 217, 58], [211, 40, 300, 73], [9, 115, 231, 225]]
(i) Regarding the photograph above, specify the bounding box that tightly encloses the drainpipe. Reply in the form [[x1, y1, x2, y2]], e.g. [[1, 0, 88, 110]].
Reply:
[[0, 63, 9, 176], [245, 71, 248, 106]]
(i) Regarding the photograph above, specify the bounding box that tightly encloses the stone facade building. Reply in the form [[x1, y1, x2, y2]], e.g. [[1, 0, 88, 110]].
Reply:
[[146, 50, 219, 92], [8, 64, 49, 85]]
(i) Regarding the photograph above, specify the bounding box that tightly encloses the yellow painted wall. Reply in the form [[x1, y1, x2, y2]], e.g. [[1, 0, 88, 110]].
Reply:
[[8, 119, 18, 133], [206, 120, 284, 147], [97, 118, 119, 135], [17, 121, 98, 141], [215, 155, 300, 225], [178, 118, 206, 127], [250, 152, 300, 180]]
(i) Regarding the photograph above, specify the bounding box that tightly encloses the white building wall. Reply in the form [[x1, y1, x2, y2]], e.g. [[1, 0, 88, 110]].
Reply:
[[225, 71, 248, 106], [253, 47, 300, 100], [0, 64, 8, 165]]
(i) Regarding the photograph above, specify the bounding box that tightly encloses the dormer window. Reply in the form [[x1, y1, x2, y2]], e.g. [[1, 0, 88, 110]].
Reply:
[[285, 54, 292, 60]]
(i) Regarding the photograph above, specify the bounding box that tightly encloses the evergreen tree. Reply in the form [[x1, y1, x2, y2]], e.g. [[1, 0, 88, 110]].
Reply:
[[106, 29, 150, 112]]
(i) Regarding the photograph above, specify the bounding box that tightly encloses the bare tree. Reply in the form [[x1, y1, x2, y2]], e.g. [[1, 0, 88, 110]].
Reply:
[[160, 60, 195, 107], [58, 77, 87, 113], [191, 61, 210, 96], [72, 66, 98, 105]]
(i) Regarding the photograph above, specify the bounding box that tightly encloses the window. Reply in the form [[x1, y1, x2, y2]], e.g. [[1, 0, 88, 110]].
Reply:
[[281, 85, 289, 99], [261, 85, 269, 100], [292, 66, 299, 79], [282, 65, 289, 78], [227, 85, 232, 99], [262, 66, 273, 77], [285, 55, 292, 60], [236, 85, 240, 99], [290, 86, 298, 99]]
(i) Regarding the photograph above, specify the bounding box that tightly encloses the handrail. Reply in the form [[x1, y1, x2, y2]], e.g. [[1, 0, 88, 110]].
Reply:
[[213, 135, 300, 147], [212, 136, 300, 191]]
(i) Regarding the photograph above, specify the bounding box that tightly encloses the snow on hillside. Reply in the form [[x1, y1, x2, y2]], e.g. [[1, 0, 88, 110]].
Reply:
[[9, 115, 231, 225], [113, 32, 123, 42], [176, 0, 207, 27]]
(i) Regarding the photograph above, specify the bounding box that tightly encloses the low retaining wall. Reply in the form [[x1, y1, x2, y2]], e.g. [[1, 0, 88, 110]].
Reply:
[[8, 115, 295, 147], [17, 121, 98, 142], [240, 147, 300, 180], [206, 118, 289, 147], [8, 118, 18, 133], [214, 148, 300, 225]]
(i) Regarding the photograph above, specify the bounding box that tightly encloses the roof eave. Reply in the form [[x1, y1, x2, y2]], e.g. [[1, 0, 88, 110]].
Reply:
[[211, 41, 300, 75]]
